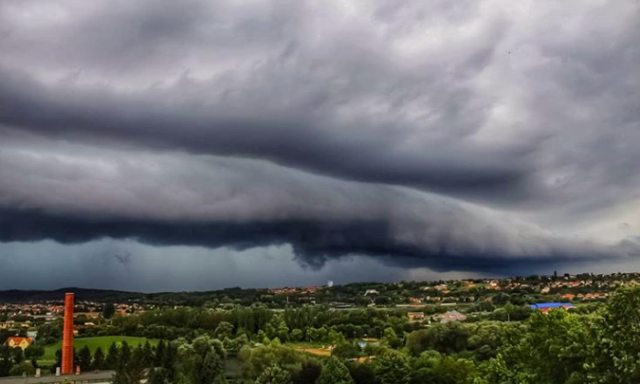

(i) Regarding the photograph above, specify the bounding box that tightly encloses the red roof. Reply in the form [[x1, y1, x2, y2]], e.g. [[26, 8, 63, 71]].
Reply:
[[6, 337, 33, 345]]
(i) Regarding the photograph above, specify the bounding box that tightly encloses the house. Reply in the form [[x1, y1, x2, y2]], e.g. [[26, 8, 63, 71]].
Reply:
[[6, 337, 34, 350], [561, 294, 575, 300], [407, 312, 425, 322], [364, 289, 379, 296], [439, 310, 467, 323], [530, 302, 574, 313], [434, 284, 448, 291], [540, 287, 551, 294]]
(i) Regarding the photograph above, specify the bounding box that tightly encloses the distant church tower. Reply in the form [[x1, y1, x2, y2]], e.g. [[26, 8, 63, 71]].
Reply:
[[61, 293, 74, 375]]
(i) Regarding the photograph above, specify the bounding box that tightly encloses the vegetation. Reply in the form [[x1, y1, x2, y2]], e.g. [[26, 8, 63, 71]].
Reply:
[[3, 277, 640, 383], [41, 336, 157, 363]]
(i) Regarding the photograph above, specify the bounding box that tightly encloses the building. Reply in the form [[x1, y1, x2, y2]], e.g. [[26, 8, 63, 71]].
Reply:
[[407, 312, 425, 322], [62, 293, 75, 375], [530, 302, 574, 313], [440, 310, 467, 323], [5, 337, 33, 350]]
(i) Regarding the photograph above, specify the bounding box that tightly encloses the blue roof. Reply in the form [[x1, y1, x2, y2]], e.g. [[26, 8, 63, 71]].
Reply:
[[530, 302, 574, 309]]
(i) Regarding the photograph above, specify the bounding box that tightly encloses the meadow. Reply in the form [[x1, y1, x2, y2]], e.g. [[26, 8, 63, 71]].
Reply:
[[40, 336, 157, 365]]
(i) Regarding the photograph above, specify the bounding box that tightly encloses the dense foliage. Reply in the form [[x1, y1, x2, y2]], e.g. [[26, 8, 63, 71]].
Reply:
[[3, 283, 640, 383]]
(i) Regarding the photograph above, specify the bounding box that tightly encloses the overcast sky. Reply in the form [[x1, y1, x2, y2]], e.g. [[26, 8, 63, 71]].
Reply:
[[1, 0, 639, 291]]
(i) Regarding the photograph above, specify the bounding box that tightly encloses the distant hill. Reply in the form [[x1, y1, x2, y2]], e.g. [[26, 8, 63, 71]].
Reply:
[[0, 287, 144, 303]]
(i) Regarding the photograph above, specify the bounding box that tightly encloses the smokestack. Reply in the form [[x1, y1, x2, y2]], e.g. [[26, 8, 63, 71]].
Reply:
[[61, 293, 74, 375]]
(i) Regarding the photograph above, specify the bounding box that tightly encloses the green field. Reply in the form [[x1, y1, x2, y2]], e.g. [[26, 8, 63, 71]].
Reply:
[[41, 336, 158, 364]]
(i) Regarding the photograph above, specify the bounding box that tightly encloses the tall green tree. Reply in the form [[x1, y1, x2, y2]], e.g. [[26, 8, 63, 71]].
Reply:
[[103, 303, 116, 319], [119, 342, 131, 368], [112, 346, 145, 384], [93, 347, 105, 370], [77, 346, 92, 372], [154, 340, 166, 368], [317, 357, 354, 384], [589, 286, 640, 383], [106, 342, 119, 369], [255, 364, 292, 384], [373, 349, 410, 384], [483, 310, 590, 384]]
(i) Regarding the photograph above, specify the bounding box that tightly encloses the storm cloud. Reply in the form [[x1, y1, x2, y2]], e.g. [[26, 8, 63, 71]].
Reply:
[[1, 0, 640, 286]]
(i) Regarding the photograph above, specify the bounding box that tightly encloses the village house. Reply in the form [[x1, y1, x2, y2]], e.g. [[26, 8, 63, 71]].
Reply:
[[407, 312, 425, 322], [5, 337, 34, 350], [439, 310, 467, 323]]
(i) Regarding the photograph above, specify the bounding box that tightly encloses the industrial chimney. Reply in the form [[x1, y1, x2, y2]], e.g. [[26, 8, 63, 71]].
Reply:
[[61, 293, 74, 374]]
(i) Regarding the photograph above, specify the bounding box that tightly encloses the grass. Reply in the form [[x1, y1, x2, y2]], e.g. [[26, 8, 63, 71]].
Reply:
[[40, 336, 158, 365]]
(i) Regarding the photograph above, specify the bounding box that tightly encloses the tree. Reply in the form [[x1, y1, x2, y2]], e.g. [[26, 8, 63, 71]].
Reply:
[[148, 367, 169, 384], [24, 344, 45, 361], [290, 329, 303, 342], [103, 303, 116, 319], [55, 349, 62, 370], [162, 342, 177, 382], [106, 343, 119, 369], [405, 323, 470, 356], [77, 346, 92, 371], [154, 341, 165, 368], [174, 336, 226, 384], [11, 348, 24, 365], [0, 346, 13, 377], [589, 286, 640, 383], [93, 347, 105, 370], [317, 357, 354, 384], [332, 342, 359, 359], [347, 362, 377, 384], [214, 322, 234, 339], [255, 364, 292, 384], [483, 310, 590, 384], [9, 362, 35, 376], [119, 342, 131, 368], [382, 327, 402, 349], [373, 349, 410, 384], [112, 345, 146, 384], [142, 341, 154, 367], [411, 351, 478, 384], [198, 350, 224, 384], [292, 361, 321, 384]]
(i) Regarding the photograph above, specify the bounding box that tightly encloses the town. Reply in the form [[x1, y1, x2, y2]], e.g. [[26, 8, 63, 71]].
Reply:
[[1, 272, 639, 383]]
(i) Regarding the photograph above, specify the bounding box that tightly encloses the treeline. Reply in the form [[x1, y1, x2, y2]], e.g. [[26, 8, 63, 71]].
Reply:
[[91, 306, 423, 342], [234, 286, 640, 384]]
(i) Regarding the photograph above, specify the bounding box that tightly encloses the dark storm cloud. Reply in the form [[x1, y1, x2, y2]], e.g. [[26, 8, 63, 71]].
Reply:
[[0, 131, 636, 273], [0, 0, 638, 208], [0, 0, 640, 279], [0, 208, 630, 273], [0, 57, 530, 201]]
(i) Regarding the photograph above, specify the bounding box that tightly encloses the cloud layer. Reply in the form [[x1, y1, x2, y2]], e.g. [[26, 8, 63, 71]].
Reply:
[[1, 0, 640, 283]]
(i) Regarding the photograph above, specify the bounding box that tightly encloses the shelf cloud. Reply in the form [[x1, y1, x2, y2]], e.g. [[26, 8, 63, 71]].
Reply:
[[1, 0, 639, 286]]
